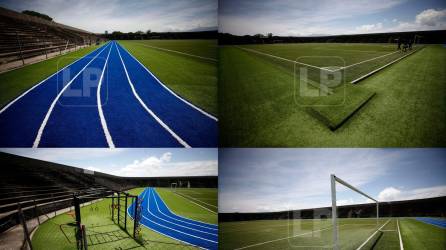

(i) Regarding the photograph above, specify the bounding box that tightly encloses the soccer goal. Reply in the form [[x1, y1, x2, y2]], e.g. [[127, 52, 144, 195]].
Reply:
[[331, 174, 379, 250], [170, 182, 177, 191]]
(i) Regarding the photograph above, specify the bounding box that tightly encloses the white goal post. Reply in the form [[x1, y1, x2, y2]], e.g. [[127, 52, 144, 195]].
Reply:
[[331, 174, 379, 250], [170, 182, 177, 190]]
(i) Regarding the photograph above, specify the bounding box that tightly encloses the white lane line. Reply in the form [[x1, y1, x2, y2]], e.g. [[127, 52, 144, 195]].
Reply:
[[97, 42, 114, 148], [0, 44, 105, 114], [32, 43, 111, 148], [127, 189, 202, 250], [356, 219, 391, 250], [153, 189, 217, 230], [397, 219, 404, 250], [144, 189, 218, 244], [117, 42, 218, 121], [351, 47, 422, 84], [150, 188, 218, 236], [175, 191, 217, 208], [172, 190, 217, 214], [137, 43, 217, 62], [115, 44, 190, 148]]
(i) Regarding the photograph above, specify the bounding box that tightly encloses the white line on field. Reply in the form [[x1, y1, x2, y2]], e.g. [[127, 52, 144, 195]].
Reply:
[[175, 191, 217, 208], [138, 42, 217, 62], [0, 44, 105, 114], [342, 50, 400, 69], [32, 43, 111, 148], [150, 188, 218, 236], [117, 42, 217, 121], [350, 47, 422, 84], [397, 219, 404, 250], [236, 46, 333, 71], [234, 225, 334, 250], [170, 189, 217, 214], [356, 219, 391, 250], [97, 42, 115, 148], [115, 44, 190, 148]]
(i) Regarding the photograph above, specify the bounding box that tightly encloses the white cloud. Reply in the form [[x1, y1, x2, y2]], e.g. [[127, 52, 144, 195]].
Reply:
[[415, 9, 446, 26], [112, 152, 217, 177], [378, 187, 402, 201], [355, 22, 383, 32], [378, 185, 446, 201]]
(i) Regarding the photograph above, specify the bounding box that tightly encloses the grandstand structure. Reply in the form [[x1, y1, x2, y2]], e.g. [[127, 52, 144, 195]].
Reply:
[[0, 152, 217, 249], [0, 7, 102, 72], [220, 196, 446, 222]]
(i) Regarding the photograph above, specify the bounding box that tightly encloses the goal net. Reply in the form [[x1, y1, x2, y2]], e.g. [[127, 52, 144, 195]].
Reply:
[[170, 182, 177, 191], [331, 174, 387, 250]]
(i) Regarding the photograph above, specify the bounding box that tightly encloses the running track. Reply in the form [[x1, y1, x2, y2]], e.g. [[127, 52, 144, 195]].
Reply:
[[128, 187, 218, 249], [415, 217, 446, 229], [0, 41, 217, 147]]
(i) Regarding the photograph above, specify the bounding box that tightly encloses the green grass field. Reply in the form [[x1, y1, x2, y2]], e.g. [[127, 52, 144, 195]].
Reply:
[[0, 45, 100, 108], [220, 218, 446, 249], [119, 39, 218, 116], [220, 43, 446, 147], [31, 187, 217, 249]]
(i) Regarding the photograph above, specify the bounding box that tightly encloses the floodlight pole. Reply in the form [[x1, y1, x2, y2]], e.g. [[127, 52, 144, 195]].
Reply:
[[331, 174, 339, 250]]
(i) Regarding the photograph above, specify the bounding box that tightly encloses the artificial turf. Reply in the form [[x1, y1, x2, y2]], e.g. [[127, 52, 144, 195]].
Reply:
[[220, 217, 445, 250], [219, 44, 446, 147], [400, 218, 446, 249], [31, 187, 217, 249], [0, 45, 99, 108], [118, 40, 218, 116], [157, 188, 218, 224]]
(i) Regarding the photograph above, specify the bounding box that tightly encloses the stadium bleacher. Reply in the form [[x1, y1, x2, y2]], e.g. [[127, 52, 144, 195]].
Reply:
[[0, 151, 218, 238], [0, 7, 100, 72]]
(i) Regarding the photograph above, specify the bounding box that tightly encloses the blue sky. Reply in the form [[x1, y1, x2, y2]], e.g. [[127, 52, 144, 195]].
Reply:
[[219, 0, 446, 36], [219, 148, 446, 213], [0, 0, 217, 33], [0, 148, 218, 177]]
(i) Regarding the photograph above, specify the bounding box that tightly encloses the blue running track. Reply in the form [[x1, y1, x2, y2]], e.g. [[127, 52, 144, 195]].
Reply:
[[128, 187, 218, 250], [415, 217, 446, 229], [0, 41, 217, 147]]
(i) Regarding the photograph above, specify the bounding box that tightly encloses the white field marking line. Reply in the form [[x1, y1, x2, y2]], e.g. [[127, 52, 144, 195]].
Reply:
[[397, 219, 404, 250], [342, 50, 400, 69], [143, 189, 218, 244], [236, 46, 337, 72], [351, 47, 422, 84], [127, 189, 203, 250], [117, 42, 217, 121], [138, 43, 217, 62], [0, 44, 107, 114], [97, 42, 114, 148], [356, 219, 391, 250], [170, 189, 217, 214], [154, 189, 217, 230], [234, 225, 335, 250], [175, 191, 217, 208], [235, 221, 387, 250], [115, 44, 190, 148], [150, 188, 218, 236], [158, 187, 218, 227], [32, 43, 111, 148]]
